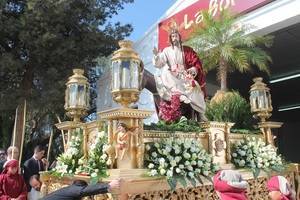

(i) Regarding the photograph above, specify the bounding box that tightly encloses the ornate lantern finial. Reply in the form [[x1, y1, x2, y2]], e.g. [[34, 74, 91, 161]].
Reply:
[[249, 77, 273, 122], [64, 68, 89, 122], [111, 40, 143, 107]]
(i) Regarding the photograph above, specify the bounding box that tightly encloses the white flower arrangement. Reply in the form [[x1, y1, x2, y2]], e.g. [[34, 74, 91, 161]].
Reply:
[[75, 131, 109, 183], [231, 137, 284, 177], [53, 129, 108, 183], [54, 129, 83, 176], [145, 138, 219, 190]]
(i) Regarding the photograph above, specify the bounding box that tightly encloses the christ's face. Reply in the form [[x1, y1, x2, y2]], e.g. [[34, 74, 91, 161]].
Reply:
[[171, 33, 180, 46]]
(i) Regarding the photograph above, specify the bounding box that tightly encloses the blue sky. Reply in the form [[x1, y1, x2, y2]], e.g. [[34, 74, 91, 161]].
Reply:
[[111, 0, 176, 42]]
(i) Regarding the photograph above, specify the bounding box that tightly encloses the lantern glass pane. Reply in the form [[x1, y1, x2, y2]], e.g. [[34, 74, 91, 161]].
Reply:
[[65, 87, 70, 108], [85, 87, 90, 108], [77, 85, 85, 106], [121, 60, 131, 89], [266, 91, 271, 108], [69, 84, 78, 107], [112, 61, 120, 90], [131, 61, 139, 89], [250, 90, 258, 109], [258, 90, 267, 109]]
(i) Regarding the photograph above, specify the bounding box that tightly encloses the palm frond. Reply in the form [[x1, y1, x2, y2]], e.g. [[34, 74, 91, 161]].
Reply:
[[220, 44, 234, 62], [245, 47, 271, 74], [230, 49, 250, 73], [254, 35, 274, 47]]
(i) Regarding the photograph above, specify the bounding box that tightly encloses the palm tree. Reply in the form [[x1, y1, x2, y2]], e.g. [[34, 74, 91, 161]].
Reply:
[[186, 10, 273, 92]]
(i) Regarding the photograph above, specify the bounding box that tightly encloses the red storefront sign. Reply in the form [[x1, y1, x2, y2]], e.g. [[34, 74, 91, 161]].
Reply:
[[158, 0, 272, 50]]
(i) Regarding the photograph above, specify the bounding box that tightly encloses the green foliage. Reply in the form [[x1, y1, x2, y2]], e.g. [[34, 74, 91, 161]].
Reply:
[[144, 117, 202, 133], [231, 128, 260, 135], [205, 91, 254, 130], [186, 9, 273, 90]]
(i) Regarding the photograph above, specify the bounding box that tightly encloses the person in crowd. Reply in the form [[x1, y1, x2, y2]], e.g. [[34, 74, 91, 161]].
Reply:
[[0, 149, 6, 162], [152, 25, 207, 121], [267, 175, 296, 200], [0, 159, 27, 199], [7, 146, 20, 161], [213, 170, 248, 200], [28, 175, 42, 200], [0, 146, 19, 173], [23, 145, 49, 191], [0, 149, 7, 173], [41, 179, 121, 200]]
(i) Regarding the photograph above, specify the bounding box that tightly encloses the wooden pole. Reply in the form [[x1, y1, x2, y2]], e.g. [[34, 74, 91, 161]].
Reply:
[[18, 100, 26, 167], [56, 115, 66, 152], [46, 128, 54, 171], [12, 106, 18, 159]]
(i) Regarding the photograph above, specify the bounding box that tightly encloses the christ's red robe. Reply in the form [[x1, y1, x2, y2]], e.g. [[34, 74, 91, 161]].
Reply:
[[183, 46, 206, 97]]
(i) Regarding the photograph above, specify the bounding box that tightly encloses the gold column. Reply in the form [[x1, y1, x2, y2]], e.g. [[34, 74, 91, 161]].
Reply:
[[225, 123, 231, 163], [136, 119, 145, 168], [106, 120, 115, 168], [83, 127, 88, 159]]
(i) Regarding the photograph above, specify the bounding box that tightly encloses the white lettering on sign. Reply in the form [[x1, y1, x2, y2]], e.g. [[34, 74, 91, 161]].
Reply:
[[209, 0, 236, 16], [184, 0, 236, 30]]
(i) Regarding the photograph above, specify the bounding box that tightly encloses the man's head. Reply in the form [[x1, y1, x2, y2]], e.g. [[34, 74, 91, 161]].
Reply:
[[34, 145, 46, 160], [30, 175, 42, 191], [169, 29, 182, 47], [7, 146, 19, 160], [72, 180, 88, 187], [0, 149, 6, 161]]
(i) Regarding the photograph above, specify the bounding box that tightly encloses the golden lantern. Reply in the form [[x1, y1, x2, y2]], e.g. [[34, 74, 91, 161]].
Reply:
[[111, 40, 143, 107], [64, 69, 89, 122], [249, 77, 273, 122]]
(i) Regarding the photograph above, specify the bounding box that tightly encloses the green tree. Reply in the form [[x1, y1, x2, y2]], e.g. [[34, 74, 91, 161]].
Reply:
[[0, 0, 133, 152], [187, 10, 273, 92]]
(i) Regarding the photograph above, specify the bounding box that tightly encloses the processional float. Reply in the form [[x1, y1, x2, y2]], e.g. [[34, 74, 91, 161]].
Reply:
[[40, 41, 299, 200]]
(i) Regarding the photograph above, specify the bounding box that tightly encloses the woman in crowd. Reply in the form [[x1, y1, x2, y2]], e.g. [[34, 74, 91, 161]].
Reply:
[[213, 170, 248, 200], [0, 159, 27, 200], [267, 176, 296, 200]]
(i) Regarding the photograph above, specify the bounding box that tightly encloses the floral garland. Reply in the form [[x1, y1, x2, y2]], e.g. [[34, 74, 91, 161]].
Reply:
[[158, 94, 181, 123], [231, 137, 284, 177], [145, 138, 219, 190]]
